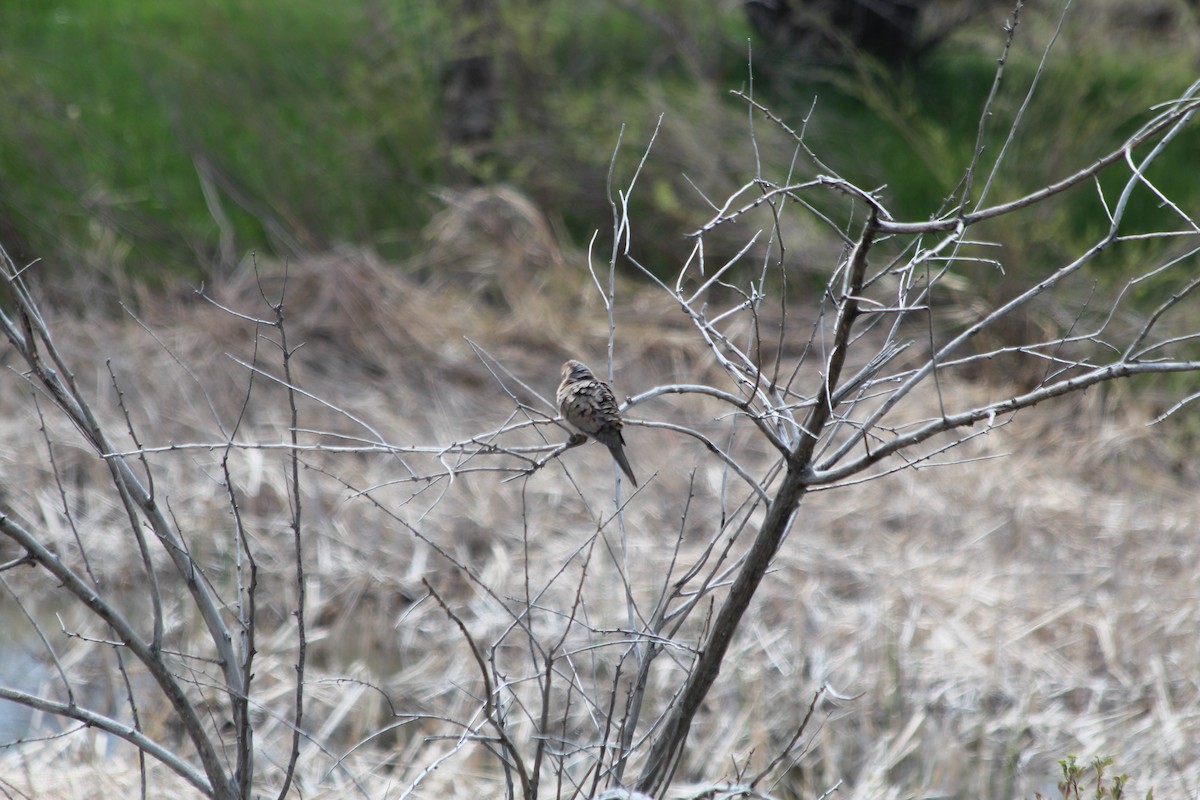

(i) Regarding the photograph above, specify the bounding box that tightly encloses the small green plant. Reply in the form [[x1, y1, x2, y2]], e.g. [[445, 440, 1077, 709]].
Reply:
[[1034, 754, 1152, 800]]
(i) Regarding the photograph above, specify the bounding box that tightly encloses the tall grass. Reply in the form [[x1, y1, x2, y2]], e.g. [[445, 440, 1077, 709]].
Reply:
[[2, 1, 1196, 294], [1, 251, 1196, 798], [0, 0, 449, 281]]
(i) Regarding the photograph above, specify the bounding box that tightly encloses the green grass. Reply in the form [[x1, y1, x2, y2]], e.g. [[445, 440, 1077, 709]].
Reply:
[[0, 0, 448, 281], [0, 1, 1196, 294]]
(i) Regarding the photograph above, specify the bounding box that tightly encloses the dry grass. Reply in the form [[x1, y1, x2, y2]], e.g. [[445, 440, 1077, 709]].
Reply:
[[1, 241, 1198, 799]]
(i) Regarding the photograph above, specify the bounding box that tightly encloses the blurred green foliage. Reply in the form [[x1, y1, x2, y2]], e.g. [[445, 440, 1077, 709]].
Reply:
[[0, 0, 449, 282], [0, 0, 1196, 294]]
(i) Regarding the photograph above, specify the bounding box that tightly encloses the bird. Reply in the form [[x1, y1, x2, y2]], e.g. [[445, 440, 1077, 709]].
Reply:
[[556, 359, 637, 486]]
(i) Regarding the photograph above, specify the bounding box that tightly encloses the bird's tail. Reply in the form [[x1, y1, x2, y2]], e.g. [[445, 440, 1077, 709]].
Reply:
[[609, 446, 638, 487]]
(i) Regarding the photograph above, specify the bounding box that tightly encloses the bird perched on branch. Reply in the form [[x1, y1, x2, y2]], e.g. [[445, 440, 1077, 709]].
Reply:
[[556, 359, 637, 486]]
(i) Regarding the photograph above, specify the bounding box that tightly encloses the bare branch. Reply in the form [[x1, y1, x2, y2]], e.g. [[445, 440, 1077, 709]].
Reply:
[[0, 686, 212, 796]]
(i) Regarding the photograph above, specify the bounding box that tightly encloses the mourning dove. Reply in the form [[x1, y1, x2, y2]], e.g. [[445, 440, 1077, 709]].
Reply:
[[556, 359, 637, 486]]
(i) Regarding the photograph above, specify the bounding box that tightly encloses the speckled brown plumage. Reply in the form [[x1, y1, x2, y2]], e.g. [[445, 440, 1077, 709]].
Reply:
[[556, 359, 637, 486]]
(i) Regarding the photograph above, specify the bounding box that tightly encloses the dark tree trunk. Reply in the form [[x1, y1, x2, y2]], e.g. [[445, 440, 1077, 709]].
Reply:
[[441, 0, 500, 183], [744, 0, 922, 65]]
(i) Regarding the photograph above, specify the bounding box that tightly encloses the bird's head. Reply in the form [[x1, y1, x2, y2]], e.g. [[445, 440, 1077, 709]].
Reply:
[[561, 360, 594, 382]]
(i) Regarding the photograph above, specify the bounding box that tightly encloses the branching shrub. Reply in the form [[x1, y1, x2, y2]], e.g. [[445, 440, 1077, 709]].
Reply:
[[1, 5, 1199, 799]]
